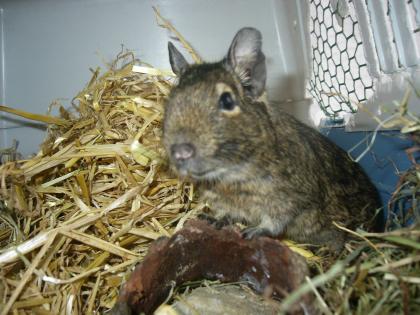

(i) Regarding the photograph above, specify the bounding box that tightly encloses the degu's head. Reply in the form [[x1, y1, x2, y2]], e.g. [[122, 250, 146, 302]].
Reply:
[[163, 27, 273, 182]]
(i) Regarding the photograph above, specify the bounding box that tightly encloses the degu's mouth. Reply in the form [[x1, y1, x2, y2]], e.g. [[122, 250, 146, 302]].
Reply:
[[177, 167, 219, 180]]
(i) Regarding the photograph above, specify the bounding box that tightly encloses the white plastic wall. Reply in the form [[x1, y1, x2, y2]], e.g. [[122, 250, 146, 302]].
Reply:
[[351, 0, 420, 131], [0, 0, 310, 157]]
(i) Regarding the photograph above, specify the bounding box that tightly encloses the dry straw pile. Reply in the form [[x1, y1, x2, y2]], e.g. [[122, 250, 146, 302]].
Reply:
[[0, 11, 204, 315], [0, 9, 419, 315]]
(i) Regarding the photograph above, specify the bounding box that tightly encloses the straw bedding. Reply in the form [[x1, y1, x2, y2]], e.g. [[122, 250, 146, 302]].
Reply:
[[0, 45, 203, 315]]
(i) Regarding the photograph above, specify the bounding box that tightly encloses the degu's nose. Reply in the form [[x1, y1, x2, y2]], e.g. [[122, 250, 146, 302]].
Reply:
[[170, 143, 196, 162]]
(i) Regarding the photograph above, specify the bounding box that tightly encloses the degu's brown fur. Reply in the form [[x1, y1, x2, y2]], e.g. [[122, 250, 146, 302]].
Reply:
[[163, 27, 382, 251]]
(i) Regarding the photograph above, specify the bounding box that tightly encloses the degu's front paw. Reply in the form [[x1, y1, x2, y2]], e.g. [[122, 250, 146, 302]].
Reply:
[[197, 213, 232, 229], [197, 213, 218, 224], [241, 226, 272, 240]]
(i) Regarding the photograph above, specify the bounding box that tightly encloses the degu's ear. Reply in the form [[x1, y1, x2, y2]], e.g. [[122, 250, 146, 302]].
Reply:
[[225, 27, 266, 98], [168, 42, 189, 76]]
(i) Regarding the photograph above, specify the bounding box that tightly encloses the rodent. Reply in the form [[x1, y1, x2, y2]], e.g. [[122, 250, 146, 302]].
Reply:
[[162, 27, 382, 252]]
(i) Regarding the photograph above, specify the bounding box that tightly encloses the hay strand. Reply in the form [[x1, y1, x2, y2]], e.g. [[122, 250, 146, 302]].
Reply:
[[153, 6, 202, 64], [0, 105, 70, 126]]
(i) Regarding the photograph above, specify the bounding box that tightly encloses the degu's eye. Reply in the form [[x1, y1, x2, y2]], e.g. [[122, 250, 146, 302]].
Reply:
[[218, 92, 236, 111]]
